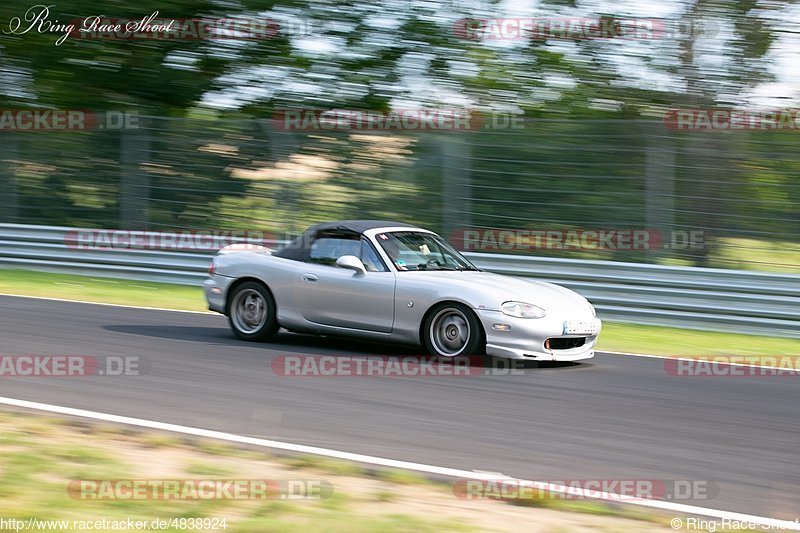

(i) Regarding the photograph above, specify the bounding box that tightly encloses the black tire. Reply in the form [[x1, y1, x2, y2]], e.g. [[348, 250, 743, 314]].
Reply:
[[422, 302, 485, 357], [227, 281, 279, 341]]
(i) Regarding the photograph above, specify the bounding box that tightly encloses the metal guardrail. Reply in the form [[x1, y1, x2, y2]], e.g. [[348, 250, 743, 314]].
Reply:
[[2, 224, 799, 338]]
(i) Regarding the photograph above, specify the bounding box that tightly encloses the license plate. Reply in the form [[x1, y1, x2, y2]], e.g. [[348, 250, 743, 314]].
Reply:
[[562, 320, 599, 336]]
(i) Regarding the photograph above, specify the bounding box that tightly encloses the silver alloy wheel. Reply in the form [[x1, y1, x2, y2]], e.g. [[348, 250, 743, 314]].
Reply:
[[231, 288, 267, 334], [429, 308, 470, 356]]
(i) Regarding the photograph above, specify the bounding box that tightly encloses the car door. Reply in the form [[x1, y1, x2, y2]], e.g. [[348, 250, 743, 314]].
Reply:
[[292, 236, 396, 332]]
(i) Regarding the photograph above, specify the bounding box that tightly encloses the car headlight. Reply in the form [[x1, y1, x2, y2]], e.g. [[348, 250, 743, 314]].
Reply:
[[500, 301, 546, 319]]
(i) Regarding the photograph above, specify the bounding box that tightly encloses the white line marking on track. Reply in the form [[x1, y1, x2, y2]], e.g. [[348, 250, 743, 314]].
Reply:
[[0, 293, 215, 314], [601, 350, 797, 371], [0, 396, 796, 529]]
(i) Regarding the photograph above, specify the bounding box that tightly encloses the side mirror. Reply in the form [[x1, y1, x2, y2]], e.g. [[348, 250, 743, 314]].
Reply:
[[336, 255, 366, 275]]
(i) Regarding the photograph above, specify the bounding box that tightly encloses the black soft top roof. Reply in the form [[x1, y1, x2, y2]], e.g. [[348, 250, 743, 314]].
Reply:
[[273, 220, 421, 261], [306, 220, 420, 234]]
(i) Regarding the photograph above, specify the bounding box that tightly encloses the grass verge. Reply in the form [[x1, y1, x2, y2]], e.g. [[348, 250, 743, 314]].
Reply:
[[597, 322, 800, 358], [0, 268, 207, 312], [0, 409, 678, 532]]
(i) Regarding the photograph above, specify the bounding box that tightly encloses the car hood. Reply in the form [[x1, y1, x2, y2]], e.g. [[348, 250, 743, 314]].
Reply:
[[404, 270, 591, 313]]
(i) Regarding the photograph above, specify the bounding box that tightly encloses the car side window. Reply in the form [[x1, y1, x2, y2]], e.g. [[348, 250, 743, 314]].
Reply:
[[360, 239, 388, 272], [309, 237, 361, 266]]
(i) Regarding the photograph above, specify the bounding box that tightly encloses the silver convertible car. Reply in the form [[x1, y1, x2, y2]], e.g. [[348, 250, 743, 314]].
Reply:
[[204, 220, 601, 360]]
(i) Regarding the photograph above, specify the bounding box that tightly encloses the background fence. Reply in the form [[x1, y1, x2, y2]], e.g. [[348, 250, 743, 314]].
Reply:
[[3, 224, 799, 338], [2, 115, 798, 336], [0, 116, 798, 272]]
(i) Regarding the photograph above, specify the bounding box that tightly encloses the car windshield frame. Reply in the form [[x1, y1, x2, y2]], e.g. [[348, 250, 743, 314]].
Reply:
[[374, 231, 480, 272]]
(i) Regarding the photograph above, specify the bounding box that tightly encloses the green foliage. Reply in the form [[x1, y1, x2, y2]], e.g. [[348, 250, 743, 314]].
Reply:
[[0, 0, 796, 269]]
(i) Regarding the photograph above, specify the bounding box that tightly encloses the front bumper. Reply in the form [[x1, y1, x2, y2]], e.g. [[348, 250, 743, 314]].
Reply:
[[475, 309, 600, 361]]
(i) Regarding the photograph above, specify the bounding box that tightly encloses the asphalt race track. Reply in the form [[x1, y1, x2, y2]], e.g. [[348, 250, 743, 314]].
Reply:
[[1, 295, 797, 519]]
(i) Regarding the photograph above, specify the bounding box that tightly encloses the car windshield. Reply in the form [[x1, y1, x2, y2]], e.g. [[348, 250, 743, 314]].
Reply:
[[376, 231, 479, 271]]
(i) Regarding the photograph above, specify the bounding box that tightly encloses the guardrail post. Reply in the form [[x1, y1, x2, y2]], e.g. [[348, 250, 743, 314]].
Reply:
[[644, 121, 675, 259], [0, 132, 19, 223], [441, 134, 471, 238], [120, 117, 150, 229], [261, 119, 301, 233]]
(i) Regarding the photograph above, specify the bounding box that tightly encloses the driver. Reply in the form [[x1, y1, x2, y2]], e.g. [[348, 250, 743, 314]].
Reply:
[[380, 235, 408, 270]]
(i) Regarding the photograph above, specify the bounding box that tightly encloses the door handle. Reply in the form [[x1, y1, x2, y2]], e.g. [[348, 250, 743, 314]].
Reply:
[[302, 274, 318, 282]]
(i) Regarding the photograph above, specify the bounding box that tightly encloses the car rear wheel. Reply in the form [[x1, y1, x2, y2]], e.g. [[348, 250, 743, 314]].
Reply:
[[227, 281, 279, 341], [423, 303, 484, 357]]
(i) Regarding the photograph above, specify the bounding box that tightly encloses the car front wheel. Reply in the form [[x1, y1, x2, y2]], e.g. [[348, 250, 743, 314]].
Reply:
[[422, 303, 484, 357], [227, 281, 279, 341]]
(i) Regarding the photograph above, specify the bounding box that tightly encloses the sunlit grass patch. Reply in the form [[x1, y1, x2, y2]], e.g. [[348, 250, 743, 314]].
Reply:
[[598, 322, 800, 359]]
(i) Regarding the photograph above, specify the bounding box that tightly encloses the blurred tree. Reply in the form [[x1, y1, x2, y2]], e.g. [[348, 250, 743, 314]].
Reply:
[[0, 0, 796, 268]]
